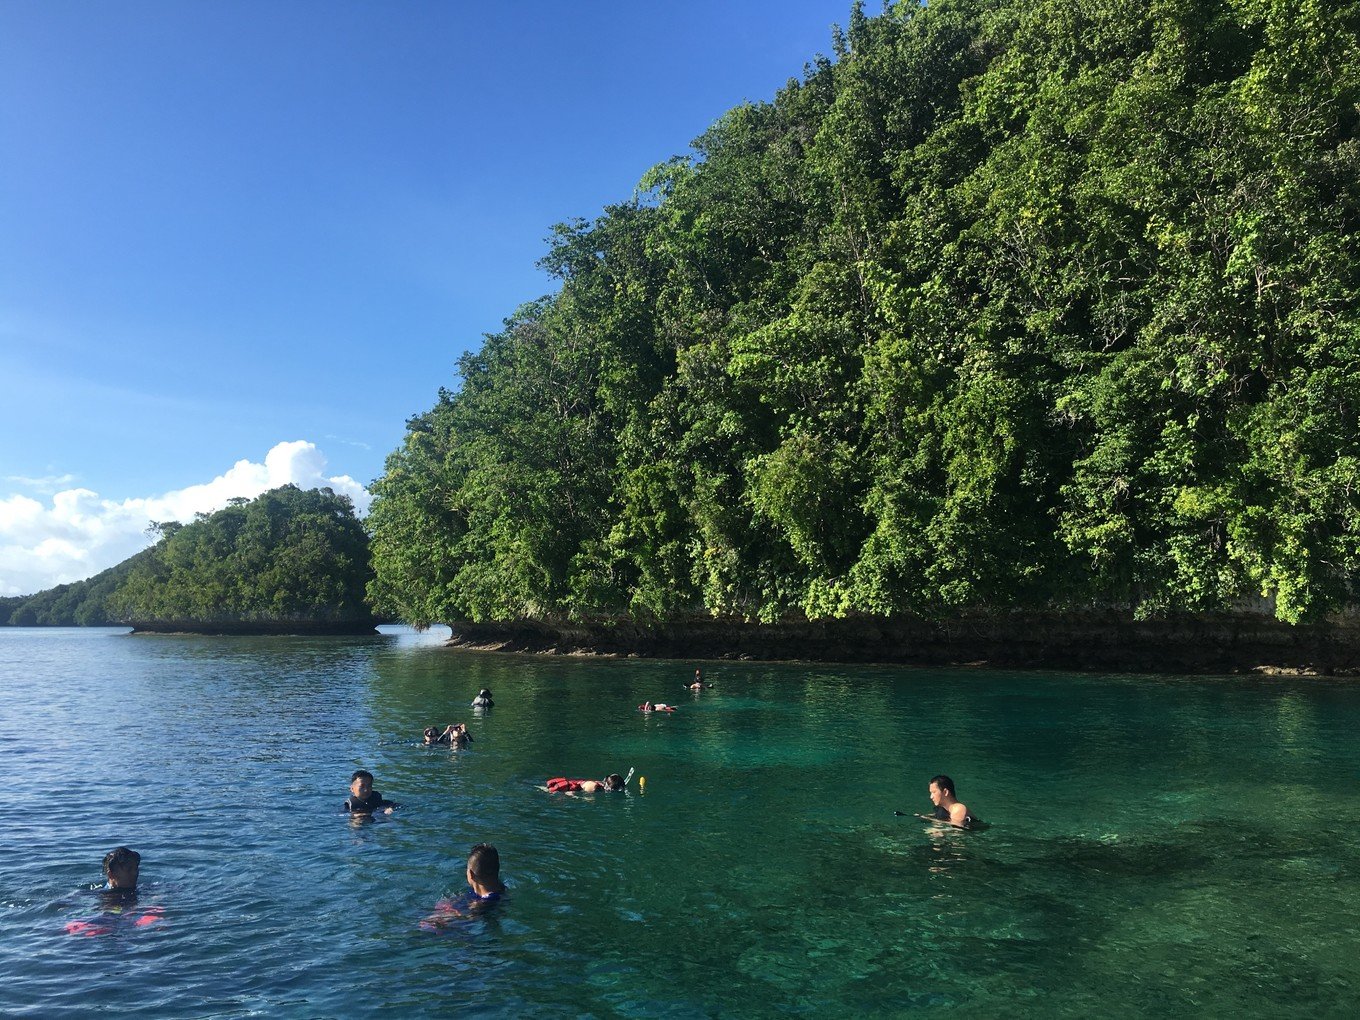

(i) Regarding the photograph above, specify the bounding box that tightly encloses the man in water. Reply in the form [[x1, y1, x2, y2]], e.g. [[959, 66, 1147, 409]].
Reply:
[[345, 769, 397, 814], [420, 842, 506, 930], [546, 773, 625, 794], [103, 846, 140, 892], [920, 774, 975, 829], [66, 847, 162, 936]]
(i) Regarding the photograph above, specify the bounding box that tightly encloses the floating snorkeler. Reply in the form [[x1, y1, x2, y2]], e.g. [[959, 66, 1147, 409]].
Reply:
[[545, 770, 630, 794], [65, 847, 164, 937], [420, 843, 507, 931]]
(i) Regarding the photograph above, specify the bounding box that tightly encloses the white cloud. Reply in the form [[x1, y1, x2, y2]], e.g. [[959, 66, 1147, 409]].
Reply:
[[0, 441, 372, 597], [5, 473, 78, 493]]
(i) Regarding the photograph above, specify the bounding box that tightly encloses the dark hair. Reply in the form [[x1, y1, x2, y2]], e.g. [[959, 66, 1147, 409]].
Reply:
[[468, 843, 500, 882], [351, 769, 374, 783], [423, 727, 438, 739], [478, 689, 492, 697], [103, 846, 140, 876], [930, 774, 955, 796], [604, 773, 625, 791]]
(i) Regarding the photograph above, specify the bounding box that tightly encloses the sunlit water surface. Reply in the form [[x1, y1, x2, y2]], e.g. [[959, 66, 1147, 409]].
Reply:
[[1, 627, 1357, 1017]]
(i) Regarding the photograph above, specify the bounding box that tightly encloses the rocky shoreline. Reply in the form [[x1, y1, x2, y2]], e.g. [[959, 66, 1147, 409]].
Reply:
[[443, 610, 1360, 675]]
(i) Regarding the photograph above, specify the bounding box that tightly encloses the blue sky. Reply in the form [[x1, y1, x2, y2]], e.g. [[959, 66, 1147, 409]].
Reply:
[[0, 1, 853, 595]]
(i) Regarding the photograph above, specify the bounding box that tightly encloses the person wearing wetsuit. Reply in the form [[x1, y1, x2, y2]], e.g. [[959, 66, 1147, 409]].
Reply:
[[420, 843, 506, 930], [921, 774, 976, 829], [103, 846, 140, 891], [66, 847, 164, 936], [345, 769, 398, 814], [471, 688, 494, 708], [424, 724, 471, 747]]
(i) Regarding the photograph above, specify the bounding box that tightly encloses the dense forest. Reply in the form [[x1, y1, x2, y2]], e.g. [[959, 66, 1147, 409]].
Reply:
[[0, 548, 155, 626], [368, 0, 1360, 633], [107, 485, 375, 630], [3, 486, 376, 631]]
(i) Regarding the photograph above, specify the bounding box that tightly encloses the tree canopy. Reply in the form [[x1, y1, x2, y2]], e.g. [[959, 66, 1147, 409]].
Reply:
[[369, 0, 1360, 628], [105, 485, 375, 627]]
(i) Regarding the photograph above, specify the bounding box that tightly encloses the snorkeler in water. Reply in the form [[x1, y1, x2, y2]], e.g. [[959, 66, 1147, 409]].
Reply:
[[471, 688, 494, 708], [916, 775, 977, 829], [103, 846, 140, 892], [65, 847, 163, 936], [420, 842, 507, 930], [424, 724, 472, 747], [345, 770, 398, 814], [545, 773, 626, 794]]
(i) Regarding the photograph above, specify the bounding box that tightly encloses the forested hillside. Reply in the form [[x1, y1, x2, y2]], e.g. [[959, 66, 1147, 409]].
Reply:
[[0, 549, 154, 626], [369, 0, 1360, 630], [105, 486, 376, 631]]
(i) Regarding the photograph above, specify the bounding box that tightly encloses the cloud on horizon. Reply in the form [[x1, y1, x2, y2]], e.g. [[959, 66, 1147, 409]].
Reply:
[[0, 441, 372, 597]]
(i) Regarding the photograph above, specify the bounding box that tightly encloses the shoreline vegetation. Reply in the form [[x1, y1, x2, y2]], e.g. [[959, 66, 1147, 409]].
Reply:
[[367, 1, 1360, 677], [440, 611, 1360, 676]]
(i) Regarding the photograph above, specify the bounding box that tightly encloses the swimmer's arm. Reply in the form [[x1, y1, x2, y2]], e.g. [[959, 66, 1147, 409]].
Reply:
[[948, 804, 970, 828]]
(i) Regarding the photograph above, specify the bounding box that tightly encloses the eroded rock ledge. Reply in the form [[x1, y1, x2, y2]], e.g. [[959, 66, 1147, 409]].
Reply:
[[445, 611, 1360, 675]]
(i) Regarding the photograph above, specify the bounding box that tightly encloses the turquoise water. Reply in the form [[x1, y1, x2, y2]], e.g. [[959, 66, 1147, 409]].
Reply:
[[2, 627, 1358, 1016]]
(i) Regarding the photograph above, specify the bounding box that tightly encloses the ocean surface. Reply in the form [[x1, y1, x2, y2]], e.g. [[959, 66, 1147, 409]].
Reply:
[[1, 626, 1357, 1017]]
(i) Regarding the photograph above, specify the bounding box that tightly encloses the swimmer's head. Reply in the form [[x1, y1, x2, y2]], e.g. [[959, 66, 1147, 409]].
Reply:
[[603, 773, 625, 792], [467, 842, 500, 886], [350, 770, 374, 799], [423, 727, 439, 743], [478, 689, 492, 699], [103, 846, 140, 890], [929, 775, 956, 805]]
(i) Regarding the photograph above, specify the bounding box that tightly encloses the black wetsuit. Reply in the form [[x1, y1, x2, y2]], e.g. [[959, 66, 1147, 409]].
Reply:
[[345, 790, 396, 814], [933, 805, 975, 828]]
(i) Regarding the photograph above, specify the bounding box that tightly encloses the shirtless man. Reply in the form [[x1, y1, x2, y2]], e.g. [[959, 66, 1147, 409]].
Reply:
[[919, 774, 975, 829]]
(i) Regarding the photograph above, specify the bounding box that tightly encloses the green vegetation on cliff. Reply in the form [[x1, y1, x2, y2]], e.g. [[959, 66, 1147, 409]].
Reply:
[[369, 0, 1360, 628]]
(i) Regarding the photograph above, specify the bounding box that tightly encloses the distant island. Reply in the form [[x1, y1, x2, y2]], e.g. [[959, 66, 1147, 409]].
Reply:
[[2, 485, 378, 635], [361, 1, 1360, 673]]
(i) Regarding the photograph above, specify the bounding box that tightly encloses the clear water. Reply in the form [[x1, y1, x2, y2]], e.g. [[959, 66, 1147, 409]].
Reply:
[[2, 627, 1358, 1017]]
